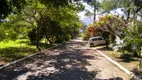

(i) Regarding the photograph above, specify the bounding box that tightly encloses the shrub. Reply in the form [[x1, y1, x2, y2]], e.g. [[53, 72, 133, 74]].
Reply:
[[122, 20, 142, 57]]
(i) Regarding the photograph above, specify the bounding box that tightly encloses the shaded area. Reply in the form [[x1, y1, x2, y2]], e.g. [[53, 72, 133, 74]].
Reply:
[[0, 47, 98, 80], [0, 67, 29, 80], [26, 49, 97, 80], [52, 41, 87, 50], [96, 46, 141, 79], [132, 68, 142, 79], [96, 77, 123, 80], [29, 43, 55, 49], [27, 69, 97, 80], [0, 47, 37, 62], [0, 40, 126, 80], [97, 47, 139, 63], [16, 39, 55, 49], [16, 39, 30, 44], [97, 46, 113, 51], [117, 53, 139, 63], [0, 41, 54, 63]]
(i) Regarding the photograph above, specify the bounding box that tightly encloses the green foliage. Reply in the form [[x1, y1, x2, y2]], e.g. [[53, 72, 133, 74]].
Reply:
[[0, 39, 55, 62], [0, 39, 36, 61], [122, 20, 142, 57], [0, 0, 27, 20], [0, 0, 83, 50], [0, 0, 11, 20], [82, 32, 90, 40], [101, 0, 142, 20], [82, 26, 95, 40], [0, 39, 34, 48], [93, 14, 125, 37], [102, 0, 118, 12], [28, 28, 40, 44]]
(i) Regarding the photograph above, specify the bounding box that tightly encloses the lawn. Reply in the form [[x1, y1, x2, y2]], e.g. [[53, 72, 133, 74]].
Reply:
[[0, 39, 54, 64]]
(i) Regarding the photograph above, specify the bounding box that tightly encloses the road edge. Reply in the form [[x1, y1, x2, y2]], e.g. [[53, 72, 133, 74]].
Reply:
[[0, 38, 81, 70], [95, 49, 142, 80], [0, 43, 63, 70]]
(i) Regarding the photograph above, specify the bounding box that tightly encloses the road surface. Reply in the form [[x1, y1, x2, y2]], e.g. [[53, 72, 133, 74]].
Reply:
[[0, 38, 130, 80]]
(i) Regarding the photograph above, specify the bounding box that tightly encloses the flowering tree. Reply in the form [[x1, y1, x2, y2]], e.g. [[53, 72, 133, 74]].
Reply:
[[82, 26, 101, 40], [93, 14, 126, 38]]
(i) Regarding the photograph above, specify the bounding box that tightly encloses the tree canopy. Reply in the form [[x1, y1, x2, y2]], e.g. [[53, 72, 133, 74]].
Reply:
[[0, 0, 84, 51]]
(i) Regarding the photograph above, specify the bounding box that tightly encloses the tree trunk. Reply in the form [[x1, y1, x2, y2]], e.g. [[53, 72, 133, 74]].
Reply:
[[45, 35, 52, 44], [105, 40, 109, 48], [36, 25, 41, 51], [127, 0, 132, 21], [127, 9, 130, 21], [93, 0, 96, 21]]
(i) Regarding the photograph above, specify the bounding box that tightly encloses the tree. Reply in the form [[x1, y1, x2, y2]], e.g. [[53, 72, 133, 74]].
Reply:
[[0, 0, 84, 51], [123, 20, 142, 57], [0, 0, 83, 22], [0, 0, 27, 21], [2, 0, 83, 51], [102, 0, 142, 21], [93, 14, 126, 38], [83, 0, 101, 21]]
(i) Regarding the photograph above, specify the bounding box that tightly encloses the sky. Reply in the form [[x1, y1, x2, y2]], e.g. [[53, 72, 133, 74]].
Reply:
[[77, 2, 94, 25], [77, 1, 124, 25]]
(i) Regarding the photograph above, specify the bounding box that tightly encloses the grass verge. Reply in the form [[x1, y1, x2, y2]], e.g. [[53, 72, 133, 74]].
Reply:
[[99, 47, 142, 79], [0, 39, 55, 64]]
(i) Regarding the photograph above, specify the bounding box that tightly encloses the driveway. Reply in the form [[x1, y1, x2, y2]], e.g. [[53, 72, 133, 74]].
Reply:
[[0, 38, 130, 80]]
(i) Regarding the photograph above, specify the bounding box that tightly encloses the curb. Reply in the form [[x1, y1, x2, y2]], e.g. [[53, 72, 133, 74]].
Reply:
[[0, 52, 39, 70], [95, 49, 142, 80], [0, 43, 63, 70]]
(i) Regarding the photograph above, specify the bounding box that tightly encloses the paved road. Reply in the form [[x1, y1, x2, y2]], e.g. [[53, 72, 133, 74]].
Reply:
[[0, 38, 130, 80]]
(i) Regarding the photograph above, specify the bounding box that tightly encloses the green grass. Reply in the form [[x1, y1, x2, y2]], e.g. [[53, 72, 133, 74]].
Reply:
[[0, 39, 36, 48], [0, 39, 37, 62], [0, 39, 54, 62]]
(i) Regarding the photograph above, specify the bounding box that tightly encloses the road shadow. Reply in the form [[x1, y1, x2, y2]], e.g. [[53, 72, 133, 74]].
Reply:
[[96, 77, 123, 80], [26, 49, 97, 80], [0, 67, 29, 80], [52, 41, 87, 50], [132, 68, 142, 79], [0, 48, 98, 80], [97, 46, 113, 51], [0, 41, 125, 80]]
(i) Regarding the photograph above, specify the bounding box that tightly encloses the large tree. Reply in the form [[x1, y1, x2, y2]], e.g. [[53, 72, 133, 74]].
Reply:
[[101, 0, 142, 20], [93, 14, 126, 38], [2, 0, 83, 51], [83, 0, 101, 21], [0, 0, 27, 21]]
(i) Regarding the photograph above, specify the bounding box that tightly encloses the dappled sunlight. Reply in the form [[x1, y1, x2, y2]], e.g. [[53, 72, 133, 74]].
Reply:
[[0, 38, 130, 80], [0, 48, 98, 80], [0, 47, 37, 62]]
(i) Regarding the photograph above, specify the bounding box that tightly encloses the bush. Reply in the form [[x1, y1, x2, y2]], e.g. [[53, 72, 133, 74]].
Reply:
[[121, 20, 142, 57], [55, 34, 71, 43], [82, 33, 90, 40]]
